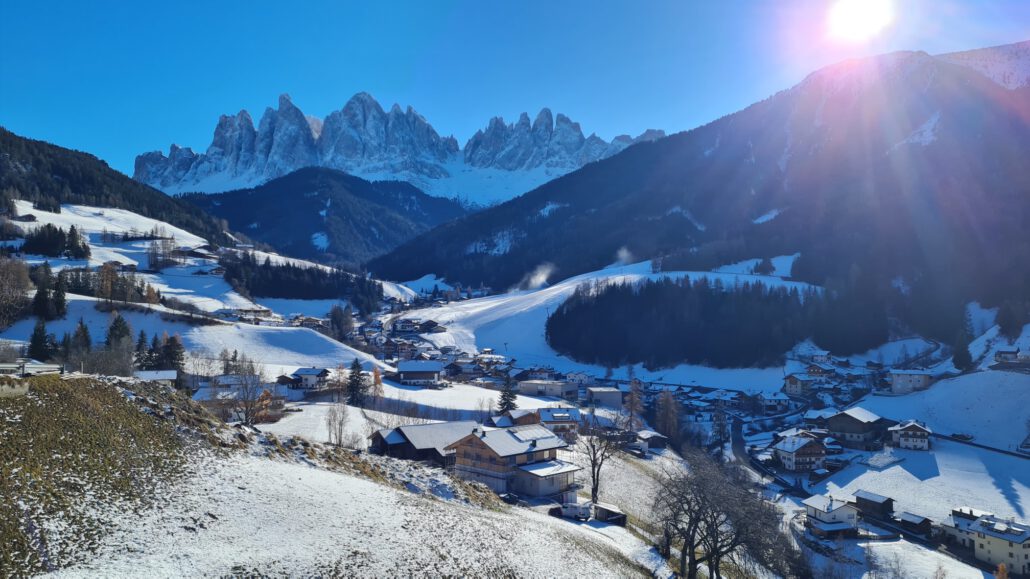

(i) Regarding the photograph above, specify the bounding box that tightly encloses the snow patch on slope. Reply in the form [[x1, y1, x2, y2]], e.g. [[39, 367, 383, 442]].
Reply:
[[752, 208, 784, 224]]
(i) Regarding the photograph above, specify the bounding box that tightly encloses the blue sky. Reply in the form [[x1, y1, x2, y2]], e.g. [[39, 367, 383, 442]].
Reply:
[[2, 0, 1028, 175]]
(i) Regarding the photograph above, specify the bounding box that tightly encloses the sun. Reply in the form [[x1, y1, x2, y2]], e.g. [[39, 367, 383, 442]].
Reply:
[[827, 0, 894, 42]]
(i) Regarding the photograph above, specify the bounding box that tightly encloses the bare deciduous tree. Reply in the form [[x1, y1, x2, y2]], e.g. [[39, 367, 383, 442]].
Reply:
[[325, 402, 349, 446], [578, 409, 627, 503], [230, 353, 267, 425]]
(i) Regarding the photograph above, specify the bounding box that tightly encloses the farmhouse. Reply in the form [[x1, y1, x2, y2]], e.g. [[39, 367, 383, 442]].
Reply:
[[826, 407, 889, 450], [888, 370, 933, 394], [757, 391, 790, 414], [897, 512, 932, 536], [802, 494, 859, 538], [396, 360, 444, 386], [888, 419, 932, 450], [289, 367, 330, 389], [446, 424, 581, 503], [536, 407, 581, 437], [368, 421, 479, 467], [783, 373, 817, 396], [772, 435, 826, 472], [517, 379, 577, 399]]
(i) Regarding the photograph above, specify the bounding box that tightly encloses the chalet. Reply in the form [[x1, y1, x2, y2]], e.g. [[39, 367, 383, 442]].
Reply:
[[888, 370, 933, 394], [995, 348, 1020, 363], [445, 424, 581, 503], [368, 420, 479, 467], [636, 429, 669, 450], [396, 360, 444, 386], [536, 407, 581, 437], [783, 373, 817, 396], [806, 363, 837, 377], [772, 436, 826, 471], [701, 389, 741, 408], [487, 409, 540, 428], [810, 349, 832, 364], [392, 318, 420, 333], [291, 367, 330, 389], [418, 320, 447, 333], [803, 407, 838, 429], [587, 386, 623, 408], [802, 494, 859, 538], [896, 512, 932, 536], [967, 513, 1030, 575], [826, 407, 888, 450], [758, 391, 790, 414], [852, 489, 894, 519], [517, 379, 577, 399], [564, 371, 594, 385], [888, 420, 932, 450], [511, 367, 560, 381], [133, 370, 178, 387]]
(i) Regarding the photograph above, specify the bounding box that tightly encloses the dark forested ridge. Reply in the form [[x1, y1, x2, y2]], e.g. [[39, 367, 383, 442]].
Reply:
[[545, 277, 889, 368], [220, 251, 382, 316], [371, 47, 1030, 344], [0, 128, 233, 246], [183, 167, 468, 266]]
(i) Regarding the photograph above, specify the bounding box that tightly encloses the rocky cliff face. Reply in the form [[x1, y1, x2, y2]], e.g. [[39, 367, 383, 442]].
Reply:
[[134, 93, 664, 202]]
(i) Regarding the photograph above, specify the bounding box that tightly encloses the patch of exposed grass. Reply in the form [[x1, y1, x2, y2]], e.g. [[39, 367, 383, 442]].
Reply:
[[0, 375, 191, 575]]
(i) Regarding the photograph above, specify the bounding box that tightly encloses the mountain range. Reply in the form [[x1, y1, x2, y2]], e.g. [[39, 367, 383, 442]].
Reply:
[[182, 167, 467, 265], [134, 93, 664, 203], [369, 41, 1030, 340]]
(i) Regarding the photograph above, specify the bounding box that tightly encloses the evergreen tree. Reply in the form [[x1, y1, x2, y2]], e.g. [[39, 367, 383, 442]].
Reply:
[[52, 272, 67, 317], [28, 318, 50, 361], [71, 318, 92, 354], [31, 262, 54, 319], [498, 376, 518, 413], [150, 335, 163, 368], [347, 357, 367, 406], [106, 313, 132, 346], [161, 335, 186, 371], [135, 330, 149, 368], [952, 329, 973, 371]]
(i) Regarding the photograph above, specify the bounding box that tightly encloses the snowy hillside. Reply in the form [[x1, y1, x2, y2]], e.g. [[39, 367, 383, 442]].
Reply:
[[398, 260, 817, 392], [939, 40, 1030, 89], [861, 371, 1030, 449]]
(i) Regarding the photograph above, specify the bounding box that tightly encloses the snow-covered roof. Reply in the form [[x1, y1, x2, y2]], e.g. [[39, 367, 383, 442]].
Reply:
[[887, 419, 931, 433], [898, 512, 929, 525], [969, 514, 1030, 543], [587, 386, 621, 393], [837, 407, 881, 424], [292, 367, 329, 376], [537, 407, 581, 423], [134, 370, 178, 381], [804, 408, 838, 420], [397, 360, 444, 372], [464, 424, 567, 457], [890, 369, 932, 376], [761, 392, 790, 400], [375, 428, 406, 445], [517, 459, 581, 478], [802, 495, 853, 514], [396, 421, 479, 453], [773, 435, 819, 453], [636, 429, 667, 440], [853, 489, 891, 504]]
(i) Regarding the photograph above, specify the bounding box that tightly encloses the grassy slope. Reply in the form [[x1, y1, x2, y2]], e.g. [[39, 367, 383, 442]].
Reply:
[[0, 376, 212, 574]]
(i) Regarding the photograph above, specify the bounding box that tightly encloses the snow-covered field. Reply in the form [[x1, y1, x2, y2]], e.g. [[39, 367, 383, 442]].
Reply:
[[399, 260, 816, 392], [260, 400, 372, 444], [713, 253, 799, 277], [814, 439, 1030, 522], [861, 371, 1030, 449], [846, 337, 936, 366], [254, 297, 349, 318], [54, 453, 655, 577]]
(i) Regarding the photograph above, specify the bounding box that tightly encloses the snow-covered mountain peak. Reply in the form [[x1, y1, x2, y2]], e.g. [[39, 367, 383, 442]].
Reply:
[[134, 93, 665, 201]]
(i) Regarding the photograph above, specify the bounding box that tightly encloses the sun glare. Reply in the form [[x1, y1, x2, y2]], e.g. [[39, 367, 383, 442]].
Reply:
[[827, 0, 894, 43]]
